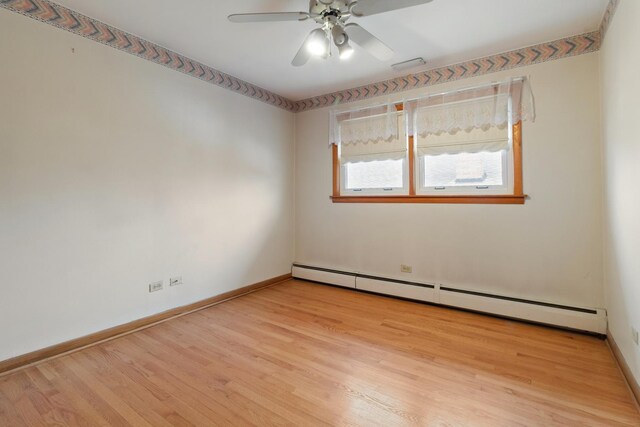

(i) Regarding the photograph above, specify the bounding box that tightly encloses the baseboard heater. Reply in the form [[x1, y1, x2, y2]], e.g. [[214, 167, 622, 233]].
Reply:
[[291, 263, 606, 335]]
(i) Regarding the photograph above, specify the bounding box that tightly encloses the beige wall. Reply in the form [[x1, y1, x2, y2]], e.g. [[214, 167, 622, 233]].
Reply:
[[600, 0, 640, 384], [295, 53, 604, 309], [0, 10, 294, 361], [0, 2, 617, 366]]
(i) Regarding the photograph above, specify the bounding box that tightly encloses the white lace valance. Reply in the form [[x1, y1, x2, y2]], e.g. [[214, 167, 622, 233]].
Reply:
[[341, 115, 406, 163], [407, 77, 535, 137], [329, 102, 399, 146], [328, 77, 535, 152], [413, 95, 509, 137]]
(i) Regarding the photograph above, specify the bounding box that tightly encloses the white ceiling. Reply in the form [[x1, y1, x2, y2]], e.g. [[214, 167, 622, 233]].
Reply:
[[52, 0, 608, 100]]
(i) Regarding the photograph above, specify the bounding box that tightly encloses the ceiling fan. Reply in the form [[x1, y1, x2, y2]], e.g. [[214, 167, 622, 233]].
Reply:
[[228, 0, 434, 66]]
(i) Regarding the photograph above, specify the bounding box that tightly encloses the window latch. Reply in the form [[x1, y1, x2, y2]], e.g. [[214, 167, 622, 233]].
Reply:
[[434, 187, 446, 190], [476, 186, 489, 190], [383, 188, 393, 191]]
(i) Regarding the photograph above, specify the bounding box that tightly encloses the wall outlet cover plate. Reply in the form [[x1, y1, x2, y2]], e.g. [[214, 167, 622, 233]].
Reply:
[[149, 281, 163, 293]]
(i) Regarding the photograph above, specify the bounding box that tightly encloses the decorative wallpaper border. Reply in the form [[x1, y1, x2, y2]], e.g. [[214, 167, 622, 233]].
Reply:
[[293, 31, 600, 112], [1, 0, 618, 114], [0, 0, 297, 111], [599, 0, 619, 40]]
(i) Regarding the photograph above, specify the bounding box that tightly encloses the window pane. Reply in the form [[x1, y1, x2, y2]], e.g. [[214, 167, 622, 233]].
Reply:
[[345, 159, 404, 190], [423, 151, 504, 187]]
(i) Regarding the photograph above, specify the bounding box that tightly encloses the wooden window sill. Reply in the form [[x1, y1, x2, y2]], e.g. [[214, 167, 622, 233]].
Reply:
[[330, 195, 527, 204]]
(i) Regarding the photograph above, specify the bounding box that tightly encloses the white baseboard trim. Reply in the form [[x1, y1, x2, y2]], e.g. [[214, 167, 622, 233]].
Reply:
[[292, 265, 356, 289], [292, 263, 607, 335], [439, 287, 606, 335], [357, 276, 436, 303]]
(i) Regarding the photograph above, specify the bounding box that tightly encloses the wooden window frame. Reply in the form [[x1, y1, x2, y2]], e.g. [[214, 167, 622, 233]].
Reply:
[[331, 103, 526, 205]]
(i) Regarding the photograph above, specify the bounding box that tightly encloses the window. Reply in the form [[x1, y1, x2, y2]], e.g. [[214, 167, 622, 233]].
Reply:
[[422, 151, 506, 188], [417, 125, 512, 195], [339, 111, 407, 195], [330, 78, 532, 204], [344, 160, 405, 191]]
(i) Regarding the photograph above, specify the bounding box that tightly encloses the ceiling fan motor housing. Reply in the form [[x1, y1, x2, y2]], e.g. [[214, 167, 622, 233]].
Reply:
[[310, 0, 351, 24], [229, 0, 430, 65]]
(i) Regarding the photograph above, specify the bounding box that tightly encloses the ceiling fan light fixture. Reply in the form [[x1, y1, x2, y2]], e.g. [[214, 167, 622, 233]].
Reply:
[[229, 0, 437, 66], [338, 42, 354, 60], [331, 25, 348, 46], [307, 28, 329, 56], [332, 25, 354, 60]]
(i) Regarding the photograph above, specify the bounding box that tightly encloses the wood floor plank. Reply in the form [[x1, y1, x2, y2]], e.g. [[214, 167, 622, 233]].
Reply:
[[23, 367, 96, 426], [0, 387, 32, 427], [0, 279, 638, 426], [221, 290, 600, 424], [141, 330, 333, 425]]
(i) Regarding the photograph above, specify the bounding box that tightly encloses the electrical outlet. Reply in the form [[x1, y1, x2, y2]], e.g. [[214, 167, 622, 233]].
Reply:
[[170, 276, 182, 287], [400, 264, 412, 274], [149, 281, 163, 293], [632, 327, 639, 346]]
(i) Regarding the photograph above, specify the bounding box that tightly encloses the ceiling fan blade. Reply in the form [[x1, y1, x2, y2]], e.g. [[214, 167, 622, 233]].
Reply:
[[292, 32, 314, 67], [228, 12, 310, 23], [350, 0, 433, 17], [344, 23, 394, 61]]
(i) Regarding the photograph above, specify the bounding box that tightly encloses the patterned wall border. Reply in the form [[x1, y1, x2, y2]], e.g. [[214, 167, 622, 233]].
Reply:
[[1, 0, 618, 114], [0, 0, 297, 111], [293, 31, 600, 112], [599, 0, 619, 41], [293, 0, 618, 112]]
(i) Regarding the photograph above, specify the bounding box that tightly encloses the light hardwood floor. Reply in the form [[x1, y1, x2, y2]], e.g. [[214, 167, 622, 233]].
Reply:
[[0, 279, 638, 426]]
